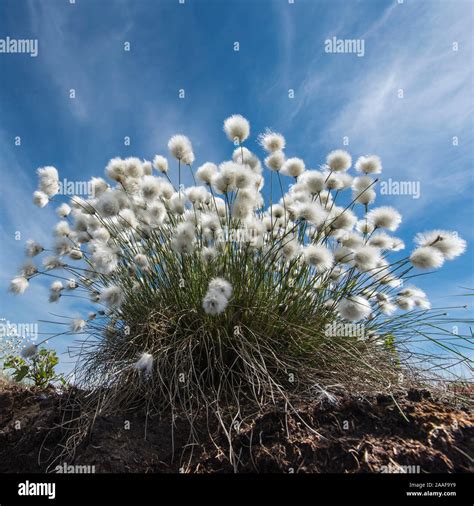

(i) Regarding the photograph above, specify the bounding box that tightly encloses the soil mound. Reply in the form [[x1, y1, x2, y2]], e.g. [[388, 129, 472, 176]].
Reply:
[[0, 383, 472, 473]]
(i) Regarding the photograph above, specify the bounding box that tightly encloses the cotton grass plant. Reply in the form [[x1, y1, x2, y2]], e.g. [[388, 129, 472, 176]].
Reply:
[[9, 115, 473, 469]]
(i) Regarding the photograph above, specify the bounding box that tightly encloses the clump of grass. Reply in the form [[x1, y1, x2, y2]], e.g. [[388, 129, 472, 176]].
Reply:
[[9, 115, 473, 469]]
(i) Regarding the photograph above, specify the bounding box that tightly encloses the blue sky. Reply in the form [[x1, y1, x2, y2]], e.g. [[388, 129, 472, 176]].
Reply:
[[0, 0, 473, 376]]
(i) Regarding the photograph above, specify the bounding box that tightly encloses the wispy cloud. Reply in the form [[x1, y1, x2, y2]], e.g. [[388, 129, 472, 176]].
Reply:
[[272, 1, 473, 221], [25, 0, 136, 122]]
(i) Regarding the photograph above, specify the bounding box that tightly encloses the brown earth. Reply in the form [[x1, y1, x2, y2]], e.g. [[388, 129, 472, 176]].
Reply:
[[0, 383, 472, 473]]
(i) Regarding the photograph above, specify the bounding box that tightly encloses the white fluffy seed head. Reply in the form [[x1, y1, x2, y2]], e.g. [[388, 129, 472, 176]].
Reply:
[[142, 161, 153, 175], [233, 192, 256, 219], [121, 178, 140, 196], [414, 297, 431, 310], [414, 230, 466, 260], [33, 190, 49, 208], [353, 245, 382, 272], [105, 157, 126, 181], [223, 114, 250, 143], [353, 176, 375, 191], [91, 226, 111, 243], [168, 135, 192, 160], [355, 155, 382, 174], [134, 253, 150, 270], [202, 290, 228, 315], [323, 171, 346, 190], [67, 278, 78, 290], [258, 129, 285, 153], [213, 161, 240, 193], [232, 147, 260, 171], [43, 256, 63, 270], [176, 221, 196, 242], [98, 191, 120, 217], [158, 180, 174, 200], [169, 192, 186, 214], [90, 177, 108, 197], [123, 157, 144, 178], [54, 237, 72, 256], [391, 237, 405, 251], [282, 157, 305, 178], [338, 296, 371, 322], [355, 219, 375, 235], [201, 212, 220, 234], [339, 231, 364, 249], [380, 302, 397, 315], [366, 206, 402, 231], [326, 150, 352, 172], [291, 202, 327, 226], [118, 208, 137, 229], [410, 246, 445, 269], [338, 173, 353, 189], [25, 239, 44, 257], [352, 175, 377, 205], [10, 276, 29, 294], [186, 186, 209, 205], [328, 207, 357, 230], [21, 261, 37, 277], [54, 221, 71, 237], [398, 286, 426, 298], [147, 200, 166, 221], [181, 149, 195, 165], [353, 188, 376, 205], [334, 247, 354, 264], [298, 170, 325, 194], [100, 286, 124, 307], [234, 165, 255, 189], [37, 166, 59, 196], [208, 278, 233, 299], [153, 155, 169, 173], [141, 175, 161, 201], [134, 352, 153, 376], [196, 162, 218, 184], [71, 318, 86, 332], [264, 151, 285, 172], [270, 204, 285, 219], [51, 280, 64, 293], [56, 203, 71, 218], [91, 245, 118, 274], [303, 245, 334, 272], [366, 232, 390, 250], [280, 237, 300, 261], [396, 296, 415, 311], [202, 247, 217, 263]]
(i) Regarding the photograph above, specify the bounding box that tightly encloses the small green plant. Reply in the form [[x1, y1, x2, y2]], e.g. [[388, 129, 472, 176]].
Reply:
[[3, 348, 64, 387]]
